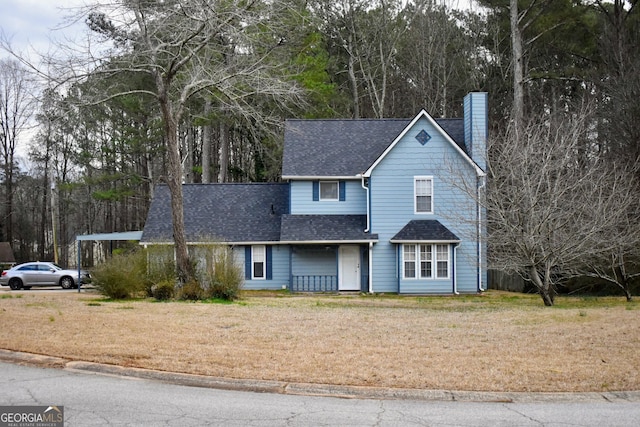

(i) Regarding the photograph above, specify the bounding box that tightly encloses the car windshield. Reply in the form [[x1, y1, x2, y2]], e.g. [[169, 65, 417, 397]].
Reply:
[[51, 263, 63, 270]]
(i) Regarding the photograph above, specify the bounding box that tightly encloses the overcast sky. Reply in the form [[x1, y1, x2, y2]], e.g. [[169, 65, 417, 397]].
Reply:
[[0, 0, 87, 59], [1, 0, 477, 60]]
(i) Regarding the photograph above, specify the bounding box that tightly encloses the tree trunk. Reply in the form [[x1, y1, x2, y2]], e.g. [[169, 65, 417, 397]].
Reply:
[[510, 0, 525, 132], [614, 263, 633, 302], [158, 91, 195, 284], [3, 163, 13, 243], [202, 100, 212, 184], [529, 265, 555, 306], [218, 121, 229, 183], [184, 127, 194, 184], [347, 35, 360, 119]]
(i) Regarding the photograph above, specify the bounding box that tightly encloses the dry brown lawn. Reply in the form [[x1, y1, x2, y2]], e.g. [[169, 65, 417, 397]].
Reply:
[[0, 289, 638, 393]]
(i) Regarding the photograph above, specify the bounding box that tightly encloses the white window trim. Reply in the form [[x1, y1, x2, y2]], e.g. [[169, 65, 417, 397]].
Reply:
[[252, 245, 266, 280], [402, 243, 449, 280], [414, 176, 434, 214], [403, 244, 417, 279], [319, 181, 339, 201]]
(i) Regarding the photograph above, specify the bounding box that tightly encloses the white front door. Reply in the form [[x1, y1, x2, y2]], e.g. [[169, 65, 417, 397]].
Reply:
[[339, 245, 360, 291]]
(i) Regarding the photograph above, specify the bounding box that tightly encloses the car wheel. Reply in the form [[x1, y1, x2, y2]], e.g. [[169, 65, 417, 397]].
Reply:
[[60, 276, 74, 289], [8, 278, 22, 290]]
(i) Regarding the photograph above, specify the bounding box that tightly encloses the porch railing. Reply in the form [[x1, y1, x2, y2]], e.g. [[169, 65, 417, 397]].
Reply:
[[291, 275, 338, 292]]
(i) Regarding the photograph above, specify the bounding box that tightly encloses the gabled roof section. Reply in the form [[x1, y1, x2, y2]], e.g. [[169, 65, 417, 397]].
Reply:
[[282, 117, 467, 179], [141, 184, 289, 244], [364, 110, 484, 177], [390, 220, 460, 243], [280, 215, 377, 243]]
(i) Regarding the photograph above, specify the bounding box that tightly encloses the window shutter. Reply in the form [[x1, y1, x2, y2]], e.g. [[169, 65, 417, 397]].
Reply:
[[339, 181, 346, 201], [266, 246, 273, 280], [245, 246, 251, 279], [312, 181, 319, 201]]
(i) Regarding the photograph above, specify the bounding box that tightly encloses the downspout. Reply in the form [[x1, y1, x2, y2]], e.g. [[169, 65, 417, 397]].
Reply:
[[368, 241, 373, 294], [477, 176, 486, 292], [360, 175, 370, 232], [361, 175, 373, 293], [453, 243, 459, 295]]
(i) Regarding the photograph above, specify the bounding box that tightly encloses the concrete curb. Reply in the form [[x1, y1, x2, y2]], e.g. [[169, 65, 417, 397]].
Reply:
[[2, 349, 640, 403]]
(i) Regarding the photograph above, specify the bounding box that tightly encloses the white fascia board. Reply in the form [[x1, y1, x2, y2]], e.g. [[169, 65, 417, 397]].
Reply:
[[279, 239, 378, 245], [282, 175, 360, 180], [389, 239, 461, 244], [141, 241, 282, 246], [363, 110, 485, 178]]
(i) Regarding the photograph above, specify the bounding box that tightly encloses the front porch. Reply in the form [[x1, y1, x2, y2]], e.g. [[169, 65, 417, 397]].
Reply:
[[289, 244, 369, 292]]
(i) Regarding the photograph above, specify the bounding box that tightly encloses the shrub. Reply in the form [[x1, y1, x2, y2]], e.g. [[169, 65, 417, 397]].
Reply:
[[177, 280, 205, 301], [151, 280, 175, 301], [92, 249, 147, 299], [205, 247, 243, 301], [144, 248, 177, 298]]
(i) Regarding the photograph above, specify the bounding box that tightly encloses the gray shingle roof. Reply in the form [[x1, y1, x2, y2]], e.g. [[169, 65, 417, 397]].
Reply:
[[390, 220, 460, 242], [282, 118, 466, 178], [280, 215, 377, 242], [141, 184, 289, 243]]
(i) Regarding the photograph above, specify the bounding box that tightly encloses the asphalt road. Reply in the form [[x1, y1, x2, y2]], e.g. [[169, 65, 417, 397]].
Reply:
[[2, 361, 640, 426]]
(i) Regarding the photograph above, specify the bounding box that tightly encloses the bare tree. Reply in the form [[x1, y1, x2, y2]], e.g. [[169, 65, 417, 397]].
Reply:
[[582, 170, 640, 301], [0, 58, 35, 245], [486, 108, 638, 305], [314, 0, 421, 118], [35, 0, 306, 283]]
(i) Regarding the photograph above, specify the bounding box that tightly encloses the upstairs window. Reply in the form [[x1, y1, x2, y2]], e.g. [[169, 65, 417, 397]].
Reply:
[[319, 181, 339, 201], [313, 181, 346, 201], [415, 177, 433, 213]]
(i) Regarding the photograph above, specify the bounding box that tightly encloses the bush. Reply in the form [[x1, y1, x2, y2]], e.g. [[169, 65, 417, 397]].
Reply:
[[145, 248, 177, 298], [151, 280, 175, 301], [177, 280, 204, 301], [205, 247, 243, 301], [92, 249, 147, 299]]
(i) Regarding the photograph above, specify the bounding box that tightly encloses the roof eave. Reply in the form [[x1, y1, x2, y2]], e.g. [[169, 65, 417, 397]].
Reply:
[[389, 239, 461, 244], [282, 175, 361, 180], [279, 239, 378, 244]]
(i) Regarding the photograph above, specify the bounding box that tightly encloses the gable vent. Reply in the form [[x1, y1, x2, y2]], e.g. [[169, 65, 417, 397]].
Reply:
[[415, 129, 431, 145]]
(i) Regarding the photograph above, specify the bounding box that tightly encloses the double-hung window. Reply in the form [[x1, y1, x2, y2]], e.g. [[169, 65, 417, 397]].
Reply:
[[319, 181, 339, 201], [415, 177, 433, 213], [402, 243, 449, 279], [403, 245, 417, 278], [252, 245, 266, 280]]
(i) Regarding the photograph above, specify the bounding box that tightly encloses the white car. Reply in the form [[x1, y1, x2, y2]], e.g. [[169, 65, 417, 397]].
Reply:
[[0, 262, 91, 290]]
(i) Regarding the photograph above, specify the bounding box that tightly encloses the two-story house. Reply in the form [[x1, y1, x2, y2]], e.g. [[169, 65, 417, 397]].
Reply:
[[141, 92, 487, 294]]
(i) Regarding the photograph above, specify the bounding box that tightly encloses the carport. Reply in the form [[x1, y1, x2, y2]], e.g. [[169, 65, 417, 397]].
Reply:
[[75, 231, 143, 292]]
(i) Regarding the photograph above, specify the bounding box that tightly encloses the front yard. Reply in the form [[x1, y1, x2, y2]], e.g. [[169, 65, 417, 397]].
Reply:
[[0, 290, 638, 392]]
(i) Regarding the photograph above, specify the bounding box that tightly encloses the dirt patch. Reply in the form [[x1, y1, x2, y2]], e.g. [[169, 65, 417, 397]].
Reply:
[[0, 290, 638, 392]]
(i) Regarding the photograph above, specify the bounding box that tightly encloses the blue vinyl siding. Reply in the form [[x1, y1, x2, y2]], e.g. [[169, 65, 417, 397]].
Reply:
[[291, 247, 337, 276], [290, 180, 367, 214], [237, 245, 290, 290], [369, 116, 480, 294]]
